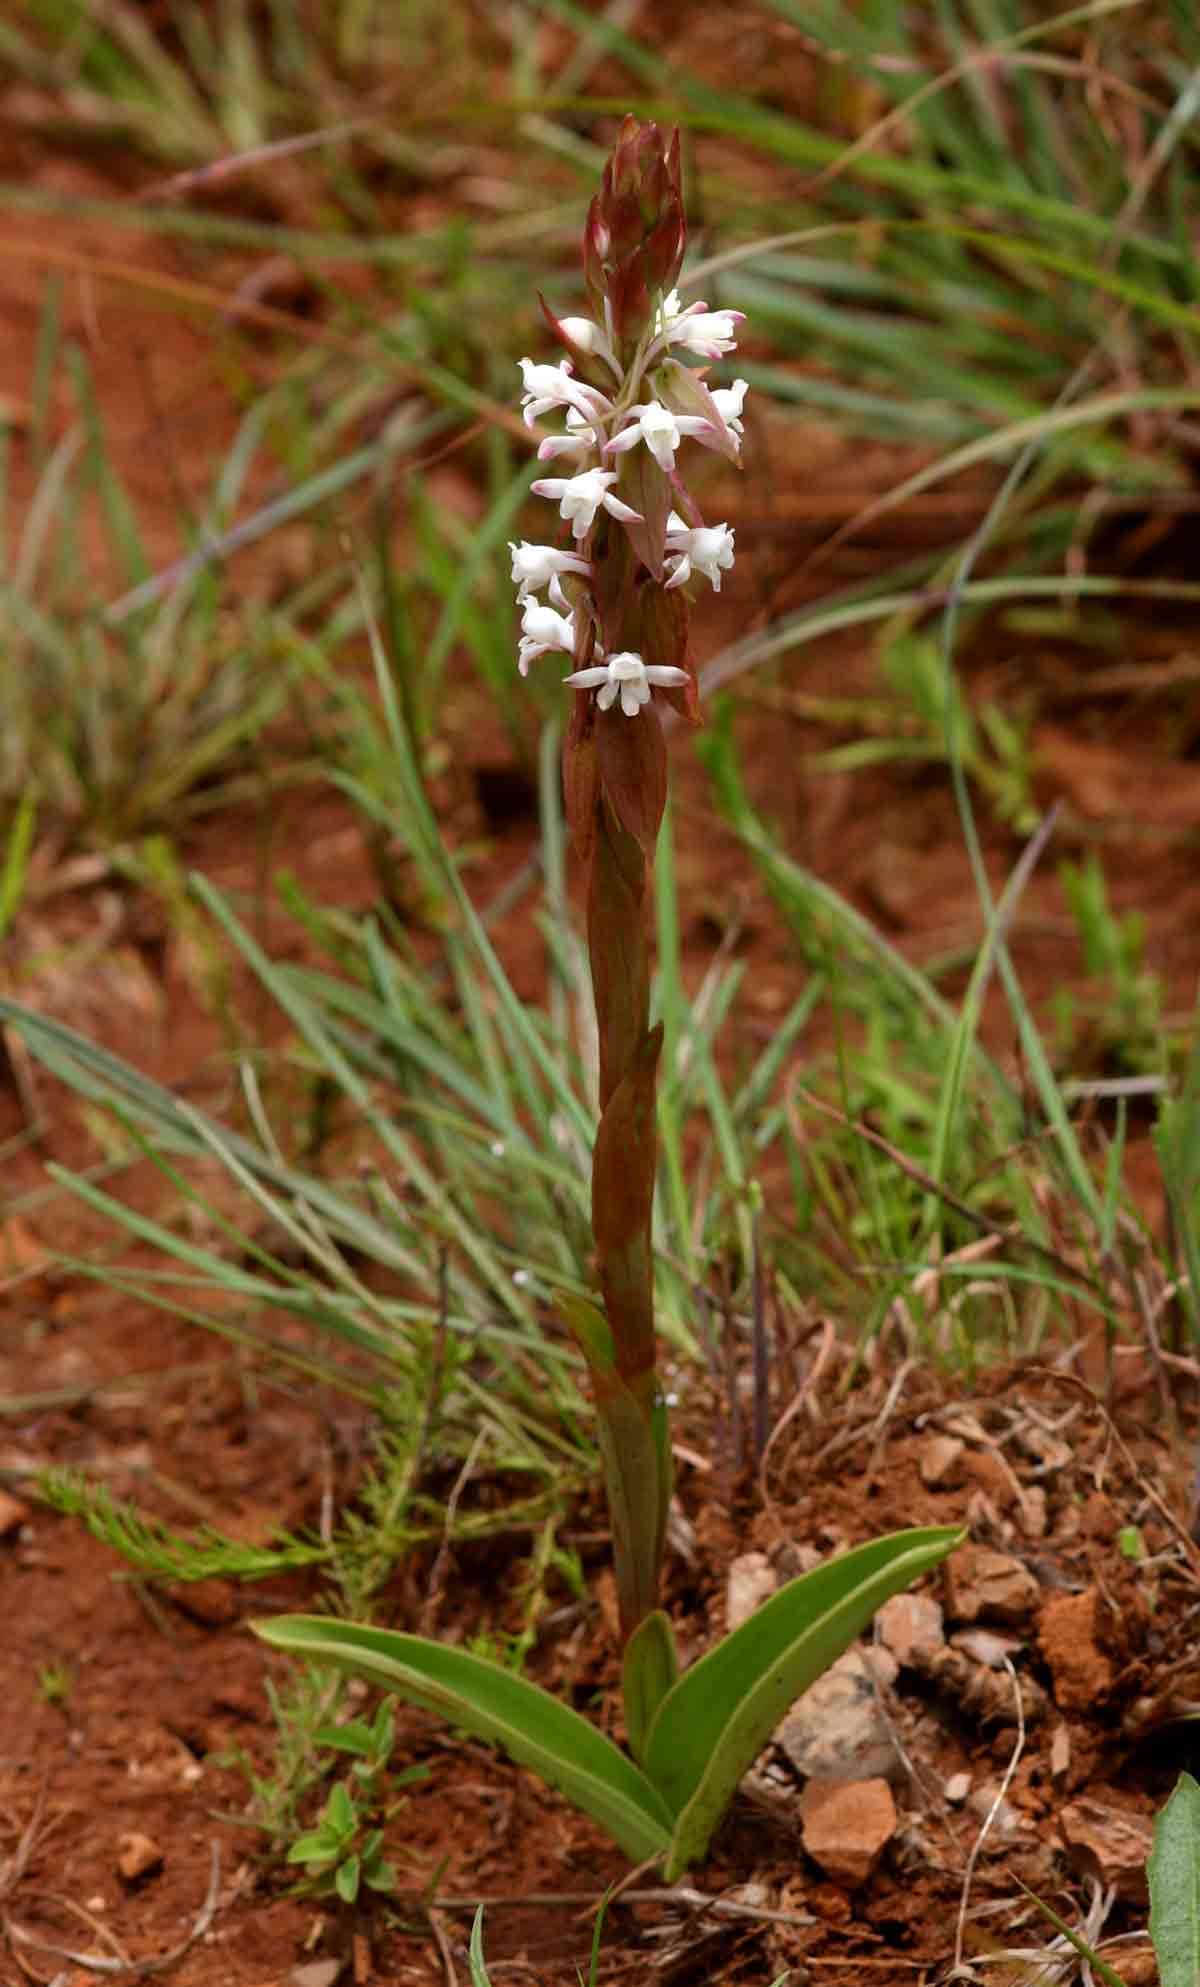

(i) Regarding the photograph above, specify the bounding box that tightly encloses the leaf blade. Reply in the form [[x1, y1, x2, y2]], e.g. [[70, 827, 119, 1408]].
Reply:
[[1150, 1772, 1200, 1987], [644, 1527, 963, 1877], [253, 1615, 672, 1865]]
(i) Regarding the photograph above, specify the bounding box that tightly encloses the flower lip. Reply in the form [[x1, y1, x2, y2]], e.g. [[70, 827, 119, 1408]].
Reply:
[[517, 600, 576, 676], [518, 357, 613, 430], [663, 514, 736, 592], [604, 400, 713, 473], [530, 467, 644, 540], [564, 649, 689, 717]]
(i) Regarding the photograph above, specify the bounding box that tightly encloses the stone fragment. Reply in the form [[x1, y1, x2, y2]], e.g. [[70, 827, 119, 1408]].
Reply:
[[863, 1644, 899, 1689], [1038, 1590, 1114, 1712], [800, 1777, 896, 1887], [942, 1545, 1039, 1626], [967, 1781, 1025, 1840], [167, 1578, 238, 1627], [0, 1490, 30, 1538], [287, 1964, 344, 1987], [877, 1592, 945, 1670], [944, 1772, 971, 1805], [117, 1832, 163, 1882], [919, 1435, 965, 1488], [951, 1627, 1021, 1669], [726, 1551, 775, 1631], [1060, 1797, 1153, 1903], [775, 1648, 896, 1783], [1016, 1484, 1048, 1539]]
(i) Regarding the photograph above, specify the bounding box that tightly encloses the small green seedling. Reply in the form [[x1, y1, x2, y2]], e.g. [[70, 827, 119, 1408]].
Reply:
[[287, 1705, 426, 1905]]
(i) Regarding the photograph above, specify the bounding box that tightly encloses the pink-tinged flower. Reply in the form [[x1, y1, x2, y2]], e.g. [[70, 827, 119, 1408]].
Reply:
[[710, 378, 749, 443], [557, 316, 619, 370], [563, 649, 688, 717], [604, 400, 714, 473], [518, 357, 612, 430], [509, 541, 591, 612], [517, 600, 576, 676], [530, 468, 644, 541], [647, 296, 744, 363], [663, 513, 736, 592], [536, 406, 599, 464]]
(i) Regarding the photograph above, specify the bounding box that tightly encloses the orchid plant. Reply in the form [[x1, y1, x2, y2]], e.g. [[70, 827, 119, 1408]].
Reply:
[[256, 119, 961, 1883]]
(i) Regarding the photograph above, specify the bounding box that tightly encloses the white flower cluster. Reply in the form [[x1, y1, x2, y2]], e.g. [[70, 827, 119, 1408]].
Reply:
[[510, 291, 748, 716]]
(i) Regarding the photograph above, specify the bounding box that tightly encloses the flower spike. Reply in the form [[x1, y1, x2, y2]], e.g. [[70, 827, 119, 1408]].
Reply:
[[512, 122, 749, 1650]]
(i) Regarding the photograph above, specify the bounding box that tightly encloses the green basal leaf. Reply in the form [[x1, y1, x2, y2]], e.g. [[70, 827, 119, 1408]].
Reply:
[[254, 1615, 673, 1865], [622, 1609, 679, 1764], [335, 1854, 360, 1905], [1149, 1772, 1200, 1987], [645, 1526, 963, 1879]]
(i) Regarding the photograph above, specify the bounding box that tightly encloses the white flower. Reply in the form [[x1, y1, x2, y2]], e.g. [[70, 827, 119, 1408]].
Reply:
[[710, 378, 749, 443], [647, 296, 744, 363], [518, 357, 611, 430], [654, 288, 684, 333], [509, 541, 591, 612], [664, 513, 736, 592], [605, 400, 713, 474], [563, 649, 688, 717], [557, 316, 618, 371], [517, 600, 576, 676], [529, 467, 644, 542], [536, 405, 599, 464], [662, 302, 744, 359]]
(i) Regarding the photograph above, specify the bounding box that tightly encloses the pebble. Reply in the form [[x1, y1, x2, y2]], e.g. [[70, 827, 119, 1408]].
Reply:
[[167, 1578, 238, 1627], [944, 1772, 971, 1805], [800, 1777, 897, 1887], [117, 1832, 163, 1882], [877, 1592, 945, 1670], [919, 1435, 965, 1488], [775, 1647, 898, 1784], [1060, 1796, 1154, 1902], [1038, 1589, 1114, 1711], [950, 1627, 1021, 1669], [942, 1545, 1039, 1626], [726, 1551, 775, 1631]]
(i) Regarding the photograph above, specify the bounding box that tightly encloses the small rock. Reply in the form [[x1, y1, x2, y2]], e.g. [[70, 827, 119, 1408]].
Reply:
[[775, 1648, 897, 1783], [726, 1551, 775, 1631], [877, 1593, 945, 1670], [863, 1644, 899, 1689], [288, 1964, 344, 1987], [117, 1832, 163, 1883], [1050, 1722, 1071, 1784], [967, 1782, 1024, 1839], [210, 1681, 259, 1720], [920, 1435, 965, 1488], [1016, 1484, 1048, 1539], [167, 1578, 238, 1627], [0, 1490, 30, 1539], [951, 1628, 1021, 1669], [1060, 1797, 1153, 1903], [944, 1772, 971, 1805], [1038, 1590, 1114, 1712], [800, 1778, 897, 1887], [942, 1545, 1039, 1626]]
